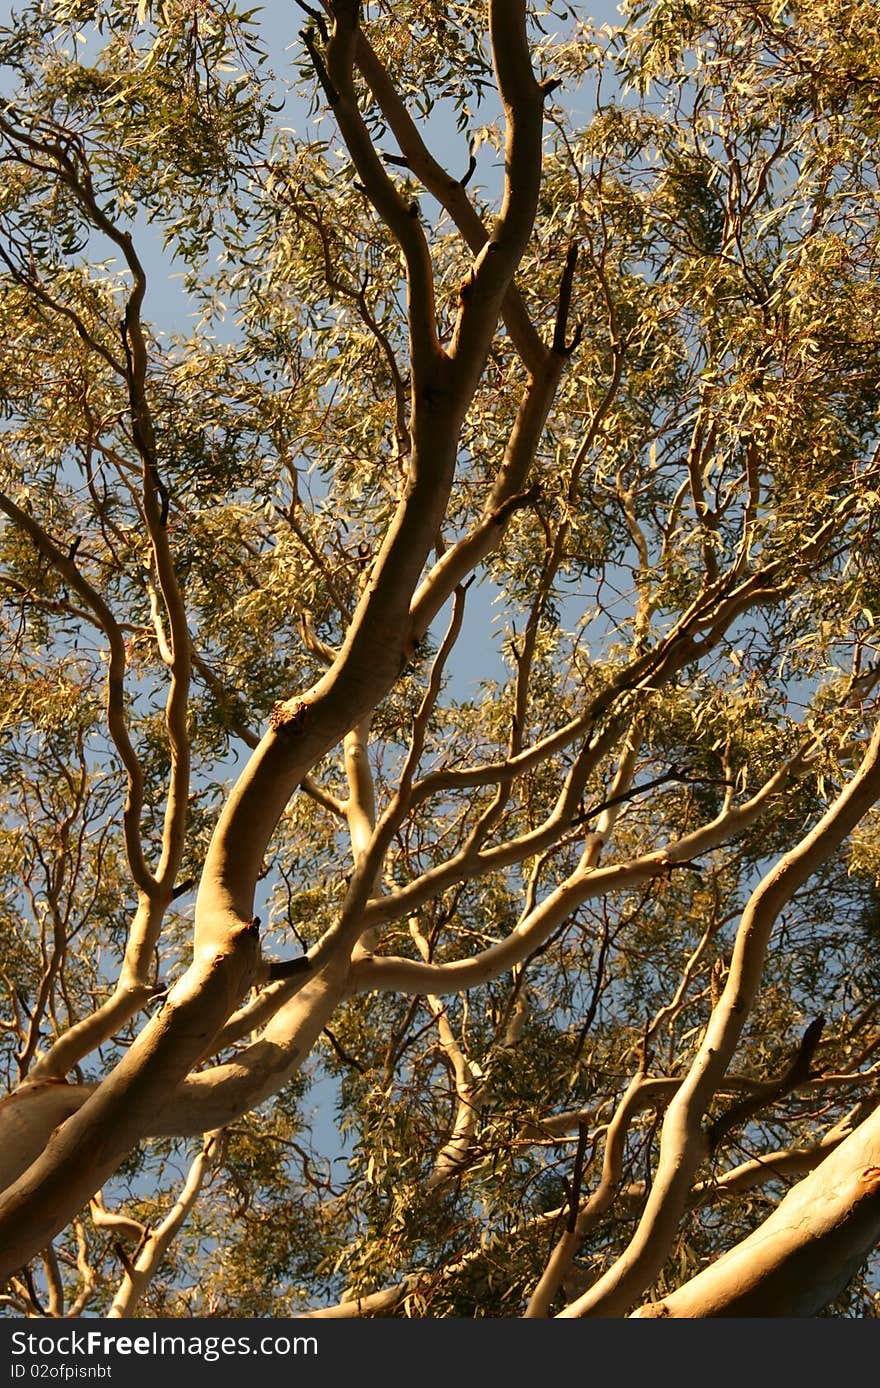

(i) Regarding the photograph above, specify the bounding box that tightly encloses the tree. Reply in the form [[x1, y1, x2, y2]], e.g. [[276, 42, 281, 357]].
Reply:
[[2, 0, 880, 1319]]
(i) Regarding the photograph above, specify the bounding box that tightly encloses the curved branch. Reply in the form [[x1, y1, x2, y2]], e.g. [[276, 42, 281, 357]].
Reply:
[[322, 1, 441, 379], [448, 0, 546, 395], [0, 929, 260, 1280], [632, 1098, 880, 1317], [350, 26, 546, 371], [559, 715, 880, 1318], [0, 488, 155, 896], [350, 747, 807, 997], [108, 1133, 219, 1317]]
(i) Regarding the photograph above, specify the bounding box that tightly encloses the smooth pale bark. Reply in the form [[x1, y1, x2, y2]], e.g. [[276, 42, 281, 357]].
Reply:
[[193, 0, 545, 949], [0, 971, 346, 1198], [356, 564, 809, 939], [108, 1135, 217, 1318], [687, 1101, 873, 1205], [0, 936, 258, 1280], [558, 716, 880, 1318], [150, 966, 349, 1135], [410, 922, 485, 1191], [351, 27, 546, 372], [29, 893, 167, 1082], [89, 1193, 145, 1244], [5, 0, 879, 1322], [297, 1283, 410, 1318], [632, 1100, 880, 1317], [0, 1084, 89, 1193], [525, 1068, 646, 1317], [410, 352, 566, 638]]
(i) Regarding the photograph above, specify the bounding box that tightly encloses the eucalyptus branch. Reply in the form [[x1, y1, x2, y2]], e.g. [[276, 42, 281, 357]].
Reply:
[[0, 487, 155, 895], [560, 716, 880, 1318], [321, 1, 441, 380], [350, 26, 546, 372], [108, 1132, 221, 1318]]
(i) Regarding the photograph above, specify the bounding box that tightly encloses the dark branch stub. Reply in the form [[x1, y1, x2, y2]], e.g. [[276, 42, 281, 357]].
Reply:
[[707, 1015, 827, 1151]]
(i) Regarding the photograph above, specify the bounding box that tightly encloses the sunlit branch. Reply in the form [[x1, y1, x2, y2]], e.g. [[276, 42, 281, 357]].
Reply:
[[525, 1060, 647, 1318], [631, 1097, 880, 1317], [410, 920, 485, 1191], [322, 0, 441, 379], [559, 715, 880, 1318], [351, 744, 807, 998], [108, 1132, 220, 1318], [448, 0, 545, 396], [65, 1218, 97, 1318], [296, 1281, 411, 1318], [350, 25, 546, 372]]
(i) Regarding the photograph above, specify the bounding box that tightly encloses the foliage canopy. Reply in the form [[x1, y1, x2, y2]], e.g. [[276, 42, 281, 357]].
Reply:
[[2, 0, 880, 1318]]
